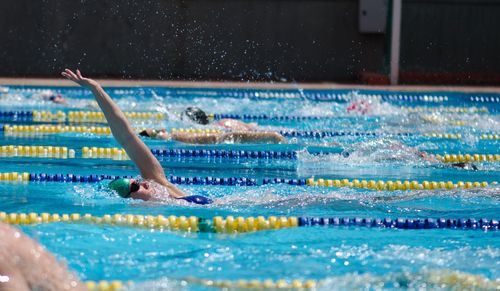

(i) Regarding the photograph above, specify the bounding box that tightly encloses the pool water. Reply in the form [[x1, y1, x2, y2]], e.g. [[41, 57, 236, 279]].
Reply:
[[0, 85, 499, 290]]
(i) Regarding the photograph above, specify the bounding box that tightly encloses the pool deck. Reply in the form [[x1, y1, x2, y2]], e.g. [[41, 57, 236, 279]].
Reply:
[[0, 78, 499, 93]]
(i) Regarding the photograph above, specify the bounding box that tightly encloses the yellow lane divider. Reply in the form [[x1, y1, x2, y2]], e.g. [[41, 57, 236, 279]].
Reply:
[[85, 280, 128, 291], [81, 270, 500, 290], [84, 278, 318, 290], [1, 143, 498, 165], [32, 110, 66, 122], [423, 133, 462, 139], [3, 124, 499, 140], [82, 147, 129, 160], [1, 141, 499, 164], [3, 124, 222, 136], [32, 110, 166, 122], [67, 111, 165, 122], [0, 212, 298, 234], [421, 115, 466, 126], [422, 133, 500, 140], [306, 178, 495, 191], [0, 145, 75, 159], [4, 124, 112, 135], [184, 277, 317, 289], [480, 133, 500, 140], [436, 153, 500, 163]]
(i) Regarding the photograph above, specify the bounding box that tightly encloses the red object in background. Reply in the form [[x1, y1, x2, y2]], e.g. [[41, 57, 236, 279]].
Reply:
[[347, 99, 370, 115]]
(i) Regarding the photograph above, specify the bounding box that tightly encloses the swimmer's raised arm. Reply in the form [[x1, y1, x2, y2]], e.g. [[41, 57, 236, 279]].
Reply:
[[61, 69, 184, 197]]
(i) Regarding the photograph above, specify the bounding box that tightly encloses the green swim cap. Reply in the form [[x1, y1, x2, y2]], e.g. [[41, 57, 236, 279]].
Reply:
[[109, 178, 131, 198]]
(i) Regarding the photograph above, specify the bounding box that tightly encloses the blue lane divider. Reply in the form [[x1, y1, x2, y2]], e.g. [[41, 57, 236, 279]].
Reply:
[[278, 130, 413, 138], [150, 148, 300, 159], [24, 173, 309, 186], [6, 86, 500, 105], [0, 111, 33, 122], [214, 114, 338, 121], [26, 173, 286, 186], [298, 217, 498, 230]]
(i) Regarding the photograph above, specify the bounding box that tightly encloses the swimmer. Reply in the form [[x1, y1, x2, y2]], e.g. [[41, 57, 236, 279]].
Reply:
[[0, 222, 85, 290], [139, 106, 287, 144], [347, 99, 370, 115], [138, 127, 287, 144], [339, 139, 478, 170], [33, 90, 69, 105], [62, 69, 212, 205]]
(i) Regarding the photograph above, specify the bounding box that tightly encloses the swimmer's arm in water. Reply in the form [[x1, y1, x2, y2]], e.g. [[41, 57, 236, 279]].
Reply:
[[217, 131, 288, 144], [171, 131, 219, 144], [61, 69, 185, 198]]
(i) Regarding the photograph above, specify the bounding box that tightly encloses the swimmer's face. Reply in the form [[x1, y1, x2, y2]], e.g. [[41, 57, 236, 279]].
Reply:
[[51, 95, 66, 104], [129, 179, 154, 201]]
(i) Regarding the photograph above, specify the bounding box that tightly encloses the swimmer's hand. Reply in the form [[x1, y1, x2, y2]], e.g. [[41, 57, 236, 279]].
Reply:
[[61, 69, 99, 89]]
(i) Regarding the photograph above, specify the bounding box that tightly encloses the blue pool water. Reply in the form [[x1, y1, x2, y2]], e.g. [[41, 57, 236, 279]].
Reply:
[[0, 85, 498, 290]]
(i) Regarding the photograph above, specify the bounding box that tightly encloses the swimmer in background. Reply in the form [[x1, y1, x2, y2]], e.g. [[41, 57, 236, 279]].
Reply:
[[341, 139, 478, 170], [347, 99, 370, 115], [32, 90, 100, 109], [0, 222, 85, 290], [33, 90, 69, 105], [62, 69, 212, 205], [138, 107, 288, 144]]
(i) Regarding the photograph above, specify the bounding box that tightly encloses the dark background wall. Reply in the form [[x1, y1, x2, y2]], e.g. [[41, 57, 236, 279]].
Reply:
[[399, 0, 500, 84], [0, 0, 499, 84]]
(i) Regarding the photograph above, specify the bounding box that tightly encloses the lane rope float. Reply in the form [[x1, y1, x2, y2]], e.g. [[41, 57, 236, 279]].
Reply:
[[7, 86, 500, 103], [404, 106, 489, 113], [1, 212, 498, 232], [435, 153, 500, 163], [3, 124, 500, 141], [2, 124, 221, 136], [182, 277, 317, 289], [306, 178, 496, 191], [49, 270, 500, 290], [0, 144, 498, 164], [3, 124, 112, 135], [85, 280, 128, 291], [85, 278, 318, 290], [0, 145, 75, 158], [0, 172, 497, 191]]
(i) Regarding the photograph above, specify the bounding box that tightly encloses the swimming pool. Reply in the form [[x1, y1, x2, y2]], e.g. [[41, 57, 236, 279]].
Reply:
[[0, 85, 498, 290]]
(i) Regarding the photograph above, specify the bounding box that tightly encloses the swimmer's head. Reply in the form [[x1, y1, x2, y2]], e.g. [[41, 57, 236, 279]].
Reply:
[[109, 178, 156, 200], [41, 90, 66, 104], [451, 162, 478, 171], [109, 178, 134, 198], [181, 107, 209, 125], [51, 95, 66, 104]]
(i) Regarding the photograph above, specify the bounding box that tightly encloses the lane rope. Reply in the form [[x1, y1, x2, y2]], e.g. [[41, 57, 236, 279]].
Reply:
[[3, 124, 500, 141], [44, 270, 500, 290], [0, 172, 497, 191], [6, 86, 500, 103], [1, 212, 497, 232], [306, 178, 496, 191], [85, 280, 127, 291], [1, 144, 498, 164]]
